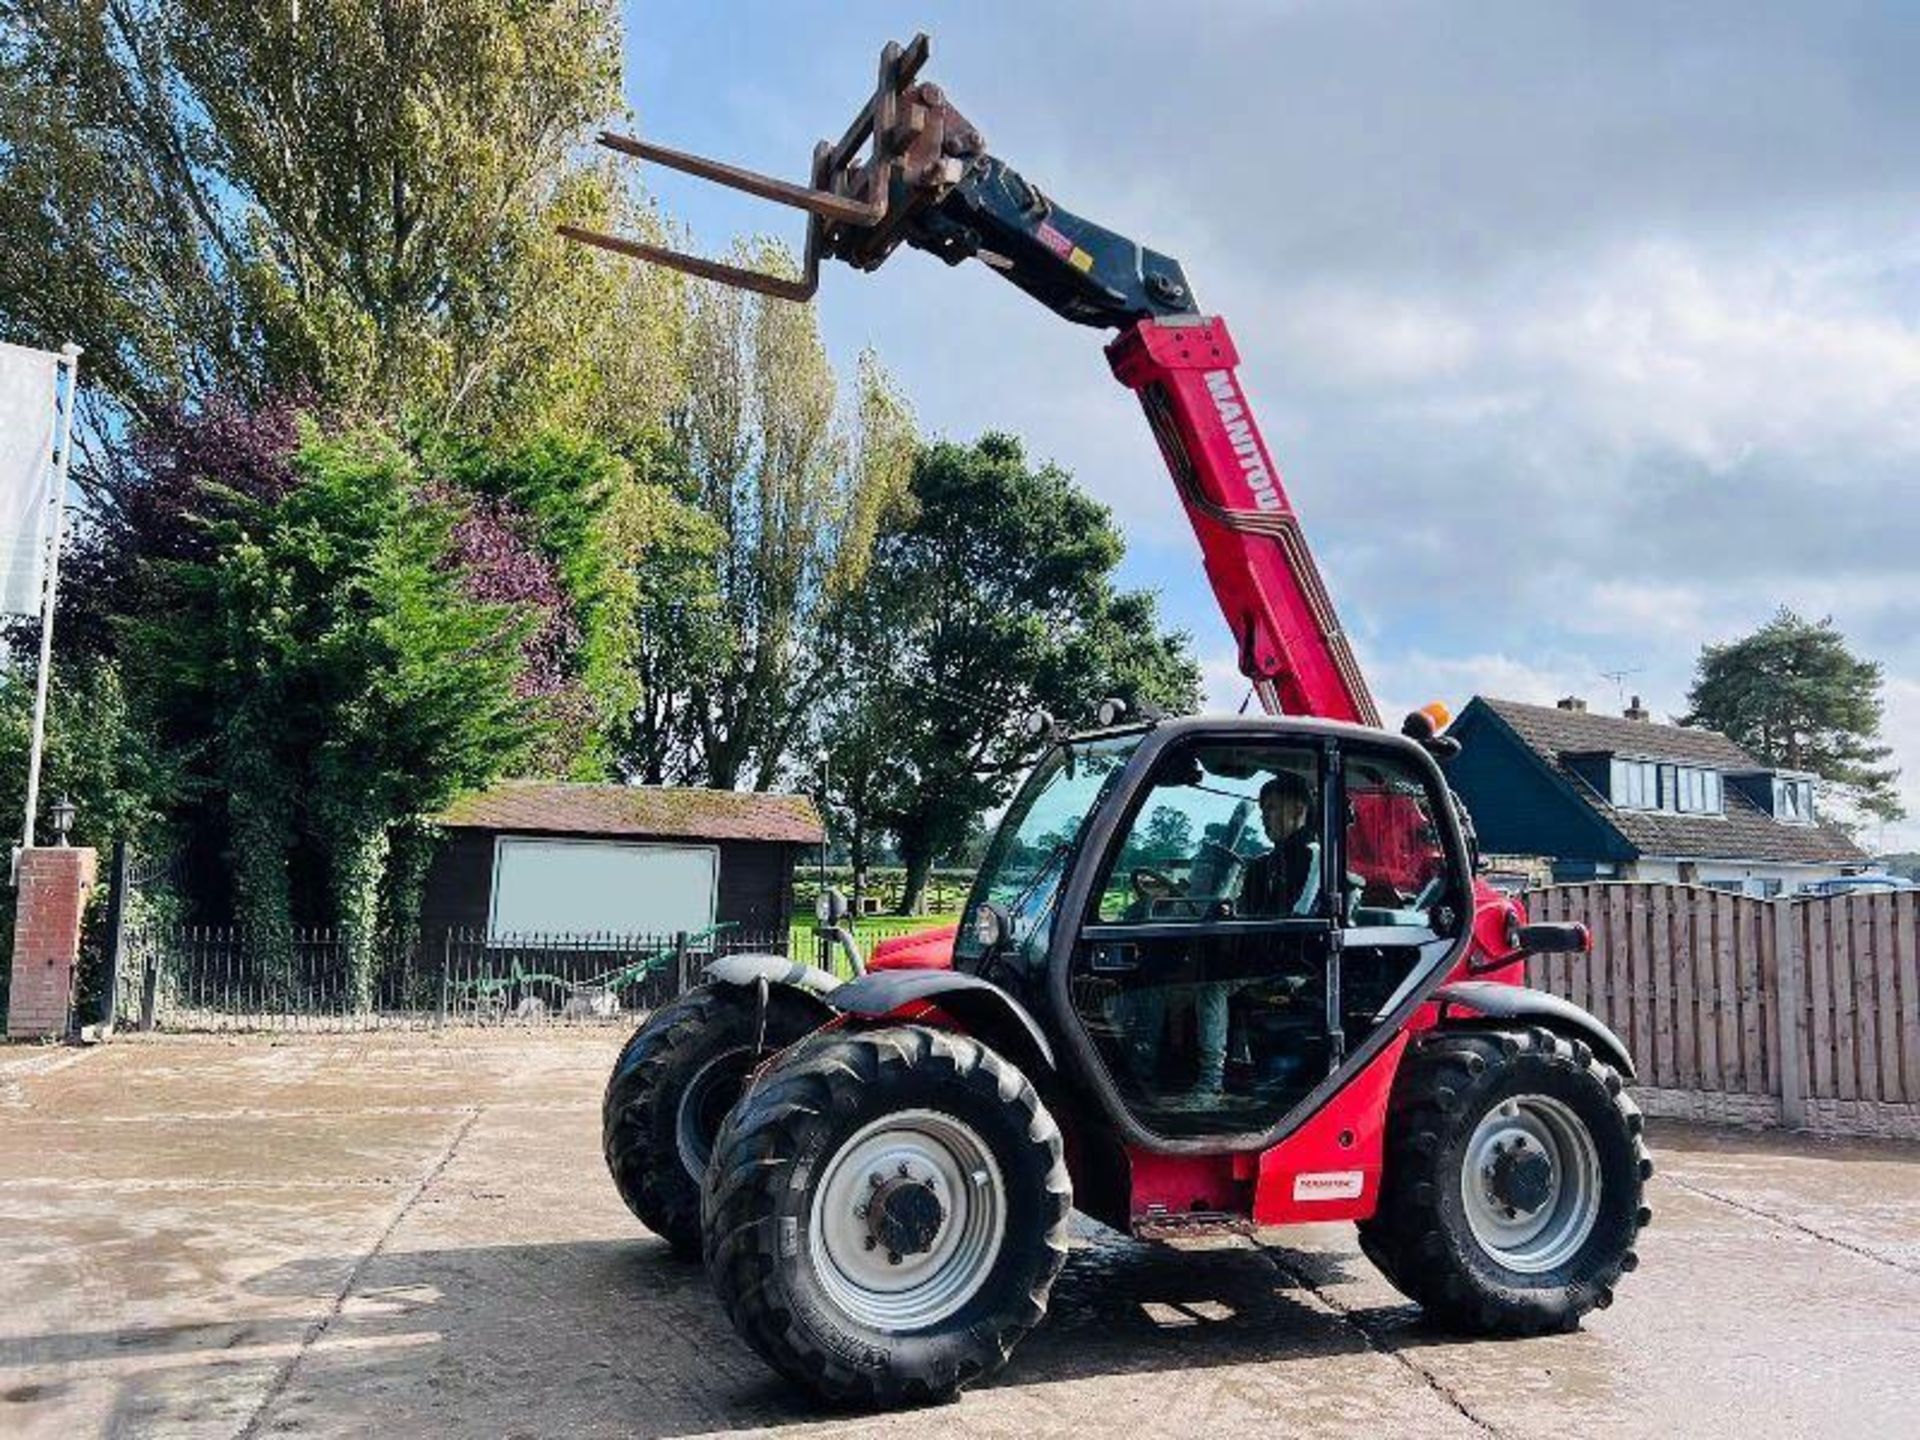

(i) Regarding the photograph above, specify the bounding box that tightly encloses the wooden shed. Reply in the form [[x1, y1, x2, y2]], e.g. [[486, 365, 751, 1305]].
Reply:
[[420, 782, 824, 942]]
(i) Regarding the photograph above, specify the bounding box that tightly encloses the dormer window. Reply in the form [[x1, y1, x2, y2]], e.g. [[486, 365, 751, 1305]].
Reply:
[[1609, 758, 1658, 809], [1669, 765, 1723, 814], [1775, 777, 1815, 824], [1605, 757, 1723, 813]]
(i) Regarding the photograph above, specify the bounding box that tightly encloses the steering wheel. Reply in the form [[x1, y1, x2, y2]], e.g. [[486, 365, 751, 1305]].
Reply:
[[1130, 866, 1180, 899], [1130, 866, 1210, 920]]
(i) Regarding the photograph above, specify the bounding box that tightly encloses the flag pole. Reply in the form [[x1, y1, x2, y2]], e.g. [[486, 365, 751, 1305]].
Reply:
[[21, 343, 80, 853]]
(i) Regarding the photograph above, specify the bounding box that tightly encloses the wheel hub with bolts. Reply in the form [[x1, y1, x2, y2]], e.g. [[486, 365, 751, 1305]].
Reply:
[[1486, 1136, 1555, 1216], [808, 1109, 1008, 1331], [1460, 1094, 1603, 1275], [864, 1166, 947, 1261]]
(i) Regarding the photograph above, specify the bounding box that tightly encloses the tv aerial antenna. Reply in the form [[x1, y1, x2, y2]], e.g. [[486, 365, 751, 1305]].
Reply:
[[1599, 666, 1644, 709]]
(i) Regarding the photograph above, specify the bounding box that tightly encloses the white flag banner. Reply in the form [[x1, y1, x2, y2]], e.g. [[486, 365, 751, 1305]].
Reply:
[[0, 340, 63, 616]]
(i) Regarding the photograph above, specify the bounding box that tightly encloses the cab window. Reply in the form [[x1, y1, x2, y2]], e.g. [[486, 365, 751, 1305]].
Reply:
[[1095, 747, 1323, 923], [1342, 750, 1452, 933], [1073, 741, 1332, 1140]]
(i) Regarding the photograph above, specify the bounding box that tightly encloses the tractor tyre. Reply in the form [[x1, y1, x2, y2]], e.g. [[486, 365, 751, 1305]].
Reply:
[[602, 984, 824, 1259], [1358, 1026, 1649, 1335], [703, 1024, 1071, 1408]]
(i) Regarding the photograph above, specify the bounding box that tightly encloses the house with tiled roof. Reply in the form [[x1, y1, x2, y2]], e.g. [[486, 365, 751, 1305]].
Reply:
[[419, 781, 824, 942], [1446, 695, 1870, 897]]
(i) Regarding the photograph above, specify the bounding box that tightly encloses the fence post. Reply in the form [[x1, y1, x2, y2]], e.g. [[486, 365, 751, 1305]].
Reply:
[[437, 930, 451, 1029], [674, 932, 690, 997], [1771, 897, 1808, 1129], [98, 838, 131, 1030], [138, 928, 161, 1031]]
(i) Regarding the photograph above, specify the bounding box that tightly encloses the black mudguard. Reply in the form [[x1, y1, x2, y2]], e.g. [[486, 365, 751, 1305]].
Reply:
[[832, 968, 1056, 1070], [1431, 980, 1636, 1080], [703, 952, 842, 1000]]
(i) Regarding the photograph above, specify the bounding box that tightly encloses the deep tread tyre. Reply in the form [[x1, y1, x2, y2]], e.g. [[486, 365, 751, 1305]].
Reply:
[[1358, 1027, 1649, 1335], [602, 985, 823, 1258], [703, 1025, 1071, 1408]]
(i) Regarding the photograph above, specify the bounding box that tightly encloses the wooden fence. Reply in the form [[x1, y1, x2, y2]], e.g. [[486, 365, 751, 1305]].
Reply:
[[1519, 883, 1919, 1137]]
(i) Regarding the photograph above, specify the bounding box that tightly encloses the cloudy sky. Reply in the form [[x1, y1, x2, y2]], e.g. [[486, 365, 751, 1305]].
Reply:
[[624, 1, 1920, 850]]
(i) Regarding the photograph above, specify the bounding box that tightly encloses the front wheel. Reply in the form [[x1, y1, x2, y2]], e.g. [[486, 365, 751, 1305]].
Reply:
[[602, 984, 825, 1257], [703, 1025, 1071, 1407], [1358, 1027, 1650, 1335]]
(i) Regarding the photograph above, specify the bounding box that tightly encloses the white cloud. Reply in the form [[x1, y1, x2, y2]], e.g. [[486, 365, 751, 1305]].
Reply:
[[1256, 288, 1481, 386], [1507, 245, 1920, 469]]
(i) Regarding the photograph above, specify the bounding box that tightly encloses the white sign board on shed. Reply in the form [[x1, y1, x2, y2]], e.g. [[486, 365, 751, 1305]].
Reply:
[[488, 837, 719, 940]]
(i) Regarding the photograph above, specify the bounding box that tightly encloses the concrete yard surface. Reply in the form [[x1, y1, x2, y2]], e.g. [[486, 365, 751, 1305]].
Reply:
[[2, 1030, 1917, 1438]]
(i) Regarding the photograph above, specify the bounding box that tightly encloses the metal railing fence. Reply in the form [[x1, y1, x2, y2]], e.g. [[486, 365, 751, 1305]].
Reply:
[[121, 925, 793, 1033]]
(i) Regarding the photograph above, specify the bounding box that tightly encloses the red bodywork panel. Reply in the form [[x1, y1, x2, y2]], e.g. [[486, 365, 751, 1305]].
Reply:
[[1116, 1034, 1405, 1226], [867, 924, 956, 971], [1250, 1032, 1405, 1223], [1107, 317, 1379, 727]]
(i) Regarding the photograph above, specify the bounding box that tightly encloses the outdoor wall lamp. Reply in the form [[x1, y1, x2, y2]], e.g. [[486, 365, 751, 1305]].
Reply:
[[50, 795, 75, 846]]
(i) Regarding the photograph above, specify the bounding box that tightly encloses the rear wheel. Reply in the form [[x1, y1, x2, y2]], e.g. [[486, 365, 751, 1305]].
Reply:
[[703, 1025, 1071, 1407], [602, 984, 824, 1257], [1358, 1027, 1649, 1334]]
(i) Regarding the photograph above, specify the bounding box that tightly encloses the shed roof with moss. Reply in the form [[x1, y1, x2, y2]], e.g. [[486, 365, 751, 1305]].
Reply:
[[434, 781, 824, 845]]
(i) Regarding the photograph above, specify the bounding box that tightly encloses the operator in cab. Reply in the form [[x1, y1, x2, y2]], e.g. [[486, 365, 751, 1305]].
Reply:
[[1237, 770, 1321, 917]]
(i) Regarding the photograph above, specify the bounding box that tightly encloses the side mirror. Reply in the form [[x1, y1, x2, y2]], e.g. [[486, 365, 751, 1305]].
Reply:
[[815, 886, 850, 926]]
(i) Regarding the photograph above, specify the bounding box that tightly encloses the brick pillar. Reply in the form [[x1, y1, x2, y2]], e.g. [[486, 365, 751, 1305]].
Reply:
[[7, 846, 98, 1040]]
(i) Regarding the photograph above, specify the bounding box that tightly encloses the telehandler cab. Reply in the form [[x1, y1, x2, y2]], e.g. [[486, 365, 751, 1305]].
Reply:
[[576, 34, 1648, 1408]]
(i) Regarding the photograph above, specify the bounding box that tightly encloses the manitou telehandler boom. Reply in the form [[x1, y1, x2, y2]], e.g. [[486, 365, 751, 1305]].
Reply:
[[576, 35, 1648, 1410]]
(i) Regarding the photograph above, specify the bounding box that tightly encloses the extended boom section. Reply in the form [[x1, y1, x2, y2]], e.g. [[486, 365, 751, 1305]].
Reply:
[[1109, 317, 1379, 726]]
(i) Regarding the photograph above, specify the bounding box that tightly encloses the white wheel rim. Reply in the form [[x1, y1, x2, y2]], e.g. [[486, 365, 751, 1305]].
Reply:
[[807, 1109, 1007, 1332], [1460, 1093, 1602, 1275], [675, 1047, 752, 1180]]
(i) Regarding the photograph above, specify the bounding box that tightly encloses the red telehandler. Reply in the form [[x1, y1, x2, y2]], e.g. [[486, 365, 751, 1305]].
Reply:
[[569, 35, 1648, 1408]]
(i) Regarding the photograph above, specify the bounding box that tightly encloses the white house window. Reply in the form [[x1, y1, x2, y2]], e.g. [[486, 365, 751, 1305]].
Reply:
[[1672, 766, 1723, 814], [1775, 778, 1815, 824], [1610, 758, 1658, 809]]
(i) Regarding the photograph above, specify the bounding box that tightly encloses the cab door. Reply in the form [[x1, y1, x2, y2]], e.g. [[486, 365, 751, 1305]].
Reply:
[[1063, 730, 1470, 1146], [1065, 736, 1338, 1141]]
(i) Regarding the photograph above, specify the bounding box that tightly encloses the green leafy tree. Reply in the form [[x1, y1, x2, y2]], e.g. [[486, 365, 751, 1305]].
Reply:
[[662, 271, 916, 789], [1683, 609, 1903, 825], [0, 0, 626, 431], [622, 480, 729, 784], [829, 433, 1200, 914], [0, 660, 175, 857], [440, 428, 654, 778], [130, 424, 535, 1002]]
